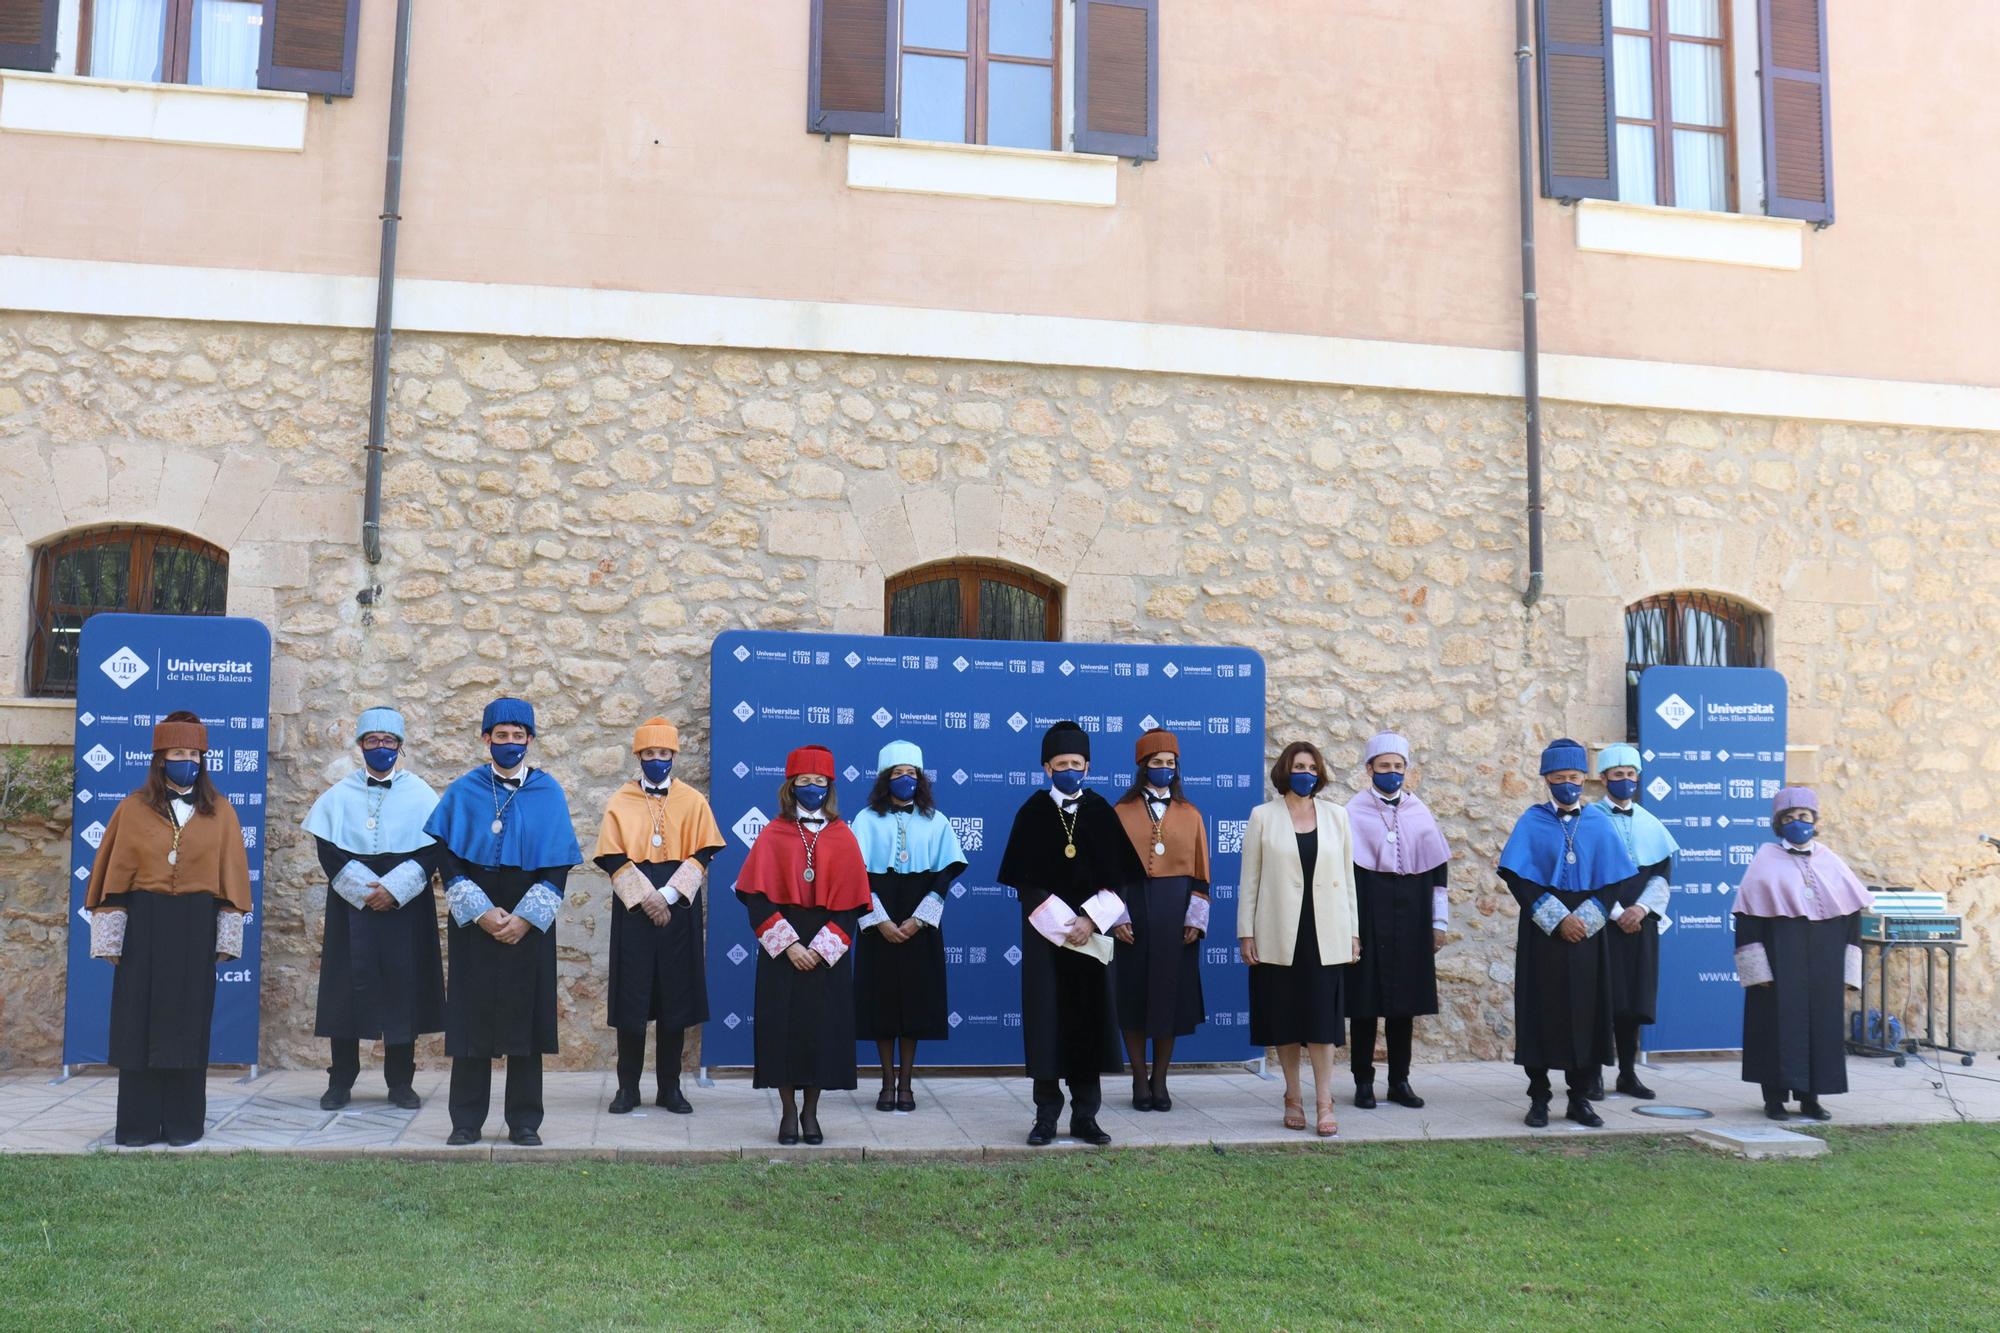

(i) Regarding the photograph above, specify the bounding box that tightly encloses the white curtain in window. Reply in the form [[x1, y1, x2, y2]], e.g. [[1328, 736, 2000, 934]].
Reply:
[[192, 0, 263, 90], [1611, 0, 1650, 29], [1616, 124, 1658, 206], [1667, 0, 1722, 39], [90, 0, 167, 84], [1668, 40, 1725, 127], [1612, 34, 1653, 120], [1673, 130, 1728, 211]]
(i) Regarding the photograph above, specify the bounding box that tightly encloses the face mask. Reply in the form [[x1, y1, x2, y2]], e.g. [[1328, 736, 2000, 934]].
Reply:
[[1146, 766, 1177, 790], [1548, 781, 1583, 808], [1287, 771, 1318, 797], [640, 757, 674, 785], [1371, 770, 1405, 796], [793, 784, 828, 811], [163, 759, 201, 790], [1050, 768, 1086, 795], [1606, 778, 1639, 802], [889, 773, 920, 802], [362, 746, 399, 775], [490, 742, 528, 771], [1780, 819, 1816, 846]]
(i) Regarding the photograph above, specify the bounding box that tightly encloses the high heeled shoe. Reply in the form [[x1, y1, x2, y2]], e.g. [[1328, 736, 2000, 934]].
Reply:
[[875, 1087, 896, 1112], [800, 1112, 825, 1145], [1282, 1097, 1307, 1131], [1315, 1105, 1339, 1138], [778, 1106, 800, 1145]]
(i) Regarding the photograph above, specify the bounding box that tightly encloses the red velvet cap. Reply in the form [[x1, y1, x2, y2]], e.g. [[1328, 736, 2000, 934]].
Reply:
[[785, 745, 835, 779]]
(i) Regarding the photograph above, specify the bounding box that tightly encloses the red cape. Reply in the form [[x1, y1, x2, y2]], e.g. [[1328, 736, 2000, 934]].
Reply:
[[738, 817, 871, 912]]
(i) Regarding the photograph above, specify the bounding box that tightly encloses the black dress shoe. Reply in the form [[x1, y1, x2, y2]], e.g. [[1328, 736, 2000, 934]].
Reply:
[[1131, 1088, 1155, 1112], [1764, 1102, 1791, 1121], [876, 1087, 897, 1112], [320, 1087, 351, 1111], [388, 1086, 422, 1111], [446, 1127, 480, 1146], [509, 1129, 542, 1146], [800, 1115, 825, 1146], [1387, 1080, 1425, 1108], [1150, 1089, 1172, 1113], [894, 1093, 916, 1113], [658, 1085, 693, 1115], [1614, 1073, 1656, 1100], [1027, 1120, 1056, 1146], [779, 1107, 800, 1145], [1565, 1098, 1604, 1128], [1352, 1083, 1378, 1109], [115, 1134, 159, 1148], [1524, 1100, 1550, 1128], [1796, 1099, 1832, 1122], [1584, 1074, 1606, 1103], [1069, 1120, 1112, 1146], [608, 1088, 641, 1115], [165, 1135, 201, 1148]]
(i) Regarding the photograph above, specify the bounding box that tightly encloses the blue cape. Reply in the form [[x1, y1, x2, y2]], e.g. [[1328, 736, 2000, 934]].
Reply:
[[302, 769, 438, 856], [424, 766, 581, 870], [1498, 802, 1637, 891], [850, 806, 968, 876], [1595, 799, 1679, 869]]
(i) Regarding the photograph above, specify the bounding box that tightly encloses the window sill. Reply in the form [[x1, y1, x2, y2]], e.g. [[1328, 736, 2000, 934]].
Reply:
[[846, 136, 1118, 208], [0, 71, 307, 152], [1573, 199, 1805, 271], [0, 697, 77, 747]]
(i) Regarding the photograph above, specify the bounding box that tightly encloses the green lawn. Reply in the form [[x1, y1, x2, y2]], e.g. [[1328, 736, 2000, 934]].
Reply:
[[0, 1125, 1993, 1330]]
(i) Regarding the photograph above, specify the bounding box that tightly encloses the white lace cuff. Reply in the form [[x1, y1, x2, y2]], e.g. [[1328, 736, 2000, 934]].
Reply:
[[913, 893, 945, 928], [216, 910, 246, 960], [611, 862, 654, 910], [809, 924, 849, 967], [1735, 942, 1772, 987], [514, 883, 562, 932], [1029, 895, 1077, 946], [1083, 890, 1130, 933], [1431, 885, 1449, 931], [1184, 893, 1210, 933], [446, 877, 496, 927], [858, 894, 891, 930], [1531, 893, 1568, 936], [759, 915, 801, 957], [1573, 898, 1607, 937], [380, 858, 429, 907], [665, 859, 703, 902], [1636, 876, 1671, 917], [89, 909, 126, 960], [330, 861, 375, 910], [1844, 943, 1862, 990]]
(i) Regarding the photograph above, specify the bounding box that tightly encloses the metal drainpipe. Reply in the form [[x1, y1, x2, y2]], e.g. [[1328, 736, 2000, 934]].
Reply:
[[1515, 0, 1546, 609], [361, 0, 417, 567]]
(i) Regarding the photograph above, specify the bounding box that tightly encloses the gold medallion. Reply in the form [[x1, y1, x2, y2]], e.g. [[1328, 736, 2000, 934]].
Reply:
[[1063, 844, 1077, 859]]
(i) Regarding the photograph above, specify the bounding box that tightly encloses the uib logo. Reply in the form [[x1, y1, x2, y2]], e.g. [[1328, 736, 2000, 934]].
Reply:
[[1654, 693, 1695, 730], [99, 646, 149, 690]]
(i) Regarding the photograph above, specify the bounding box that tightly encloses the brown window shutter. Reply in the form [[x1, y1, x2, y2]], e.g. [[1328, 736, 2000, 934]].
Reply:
[[808, 0, 896, 136], [257, 0, 362, 97], [1536, 0, 1618, 200], [1074, 0, 1158, 160], [1758, 0, 1833, 223], [0, 0, 60, 73]]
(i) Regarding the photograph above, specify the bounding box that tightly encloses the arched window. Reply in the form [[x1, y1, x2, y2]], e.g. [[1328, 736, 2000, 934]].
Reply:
[[1623, 591, 1769, 740], [28, 527, 229, 697], [885, 561, 1062, 641]]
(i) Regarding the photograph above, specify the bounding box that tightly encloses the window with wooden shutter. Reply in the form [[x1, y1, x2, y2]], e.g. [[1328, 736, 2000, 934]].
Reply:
[[29, 527, 230, 698], [1538, 0, 1620, 200], [0, 0, 61, 72], [810, 0, 898, 137], [1608, 0, 1735, 212], [1073, 0, 1156, 160], [1758, 0, 1832, 223], [256, 0, 360, 97], [886, 561, 1062, 641]]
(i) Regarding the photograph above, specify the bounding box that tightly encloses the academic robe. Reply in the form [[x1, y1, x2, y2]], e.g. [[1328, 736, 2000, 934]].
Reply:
[[736, 816, 870, 1089], [996, 790, 1145, 1082], [1345, 789, 1451, 1021], [1497, 803, 1640, 1073], [1596, 800, 1679, 1027], [312, 839, 447, 1044], [594, 779, 727, 1032], [852, 806, 968, 1042], [1734, 842, 1870, 1097], [1111, 793, 1209, 1040]]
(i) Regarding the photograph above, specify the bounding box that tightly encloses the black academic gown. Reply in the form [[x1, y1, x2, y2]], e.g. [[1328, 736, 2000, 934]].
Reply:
[[855, 863, 961, 1042], [439, 851, 568, 1059], [1606, 854, 1670, 1025], [1348, 863, 1446, 1020], [1737, 912, 1860, 1096], [594, 850, 717, 1032], [996, 790, 1145, 1082], [1113, 873, 1207, 1040], [106, 890, 221, 1072], [313, 839, 446, 1045], [737, 888, 862, 1090], [1500, 871, 1624, 1072]]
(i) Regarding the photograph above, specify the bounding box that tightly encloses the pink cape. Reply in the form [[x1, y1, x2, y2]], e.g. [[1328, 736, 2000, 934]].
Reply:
[[1345, 788, 1451, 876], [1732, 842, 1873, 921]]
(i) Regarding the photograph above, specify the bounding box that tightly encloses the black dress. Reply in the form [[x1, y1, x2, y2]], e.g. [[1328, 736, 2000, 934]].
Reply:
[[107, 890, 222, 1072], [1348, 864, 1445, 1021], [439, 856, 567, 1059], [855, 868, 954, 1041], [1500, 872, 1617, 1072], [1248, 830, 1347, 1047], [1605, 855, 1670, 1025], [595, 852, 714, 1032], [313, 839, 446, 1045], [1738, 912, 1860, 1096], [738, 889, 862, 1089], [1114, 875, 1207, 1039]]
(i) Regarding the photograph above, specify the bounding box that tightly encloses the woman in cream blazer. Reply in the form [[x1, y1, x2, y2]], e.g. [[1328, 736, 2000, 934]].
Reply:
[[1238, 740, 1359, 1137]]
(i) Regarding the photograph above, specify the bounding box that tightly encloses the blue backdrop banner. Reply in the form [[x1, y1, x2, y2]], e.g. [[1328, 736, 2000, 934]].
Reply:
[[705, 630, 1268, 1068], [1637, 664, 1789, 1053], [63, 614, 272, 1067]]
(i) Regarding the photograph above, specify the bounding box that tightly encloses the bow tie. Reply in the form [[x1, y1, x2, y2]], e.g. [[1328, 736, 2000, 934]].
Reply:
[[1610, 806, 1632, 816], [643, 785, 671, 796], [366, 777, 394, 790], [495, 776, 522, 789], [1058, 800, 1079, 813]]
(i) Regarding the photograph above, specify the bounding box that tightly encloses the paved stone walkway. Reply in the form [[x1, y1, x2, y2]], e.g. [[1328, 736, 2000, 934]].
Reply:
[[1, 1056, 1990, 1161]]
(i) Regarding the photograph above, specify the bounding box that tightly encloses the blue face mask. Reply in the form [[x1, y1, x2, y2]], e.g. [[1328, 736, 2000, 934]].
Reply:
[[489, 742, 528, 771], [889, 773, 920, 802], [162, 759, 201, 789], [1287, 771, 1318, 797], [362, 746, 399, 775], [793, 784, 828, 811], [1049, 768, 1086, 795], [1371, 770, 1405, 796], [1606, 777, 1639, 802], [1146, 766, 1177, 790], [1780, 819, 1816, 846], [640, 757, 674, 785], [1548, 781, 1583, 808]]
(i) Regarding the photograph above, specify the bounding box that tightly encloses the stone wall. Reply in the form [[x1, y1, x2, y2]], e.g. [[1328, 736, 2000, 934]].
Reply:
[[2, 311, 1996, 1073]]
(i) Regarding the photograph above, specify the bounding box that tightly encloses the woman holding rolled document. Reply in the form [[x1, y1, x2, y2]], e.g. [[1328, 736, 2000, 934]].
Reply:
[[1239, 740, 1360, 1138]]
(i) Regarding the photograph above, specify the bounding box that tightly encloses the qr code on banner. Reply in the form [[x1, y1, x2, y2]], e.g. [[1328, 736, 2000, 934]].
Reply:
[[232, 749, 259, 773], [949, 817, 984, 853], [1216, 820, 1248, 854]]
